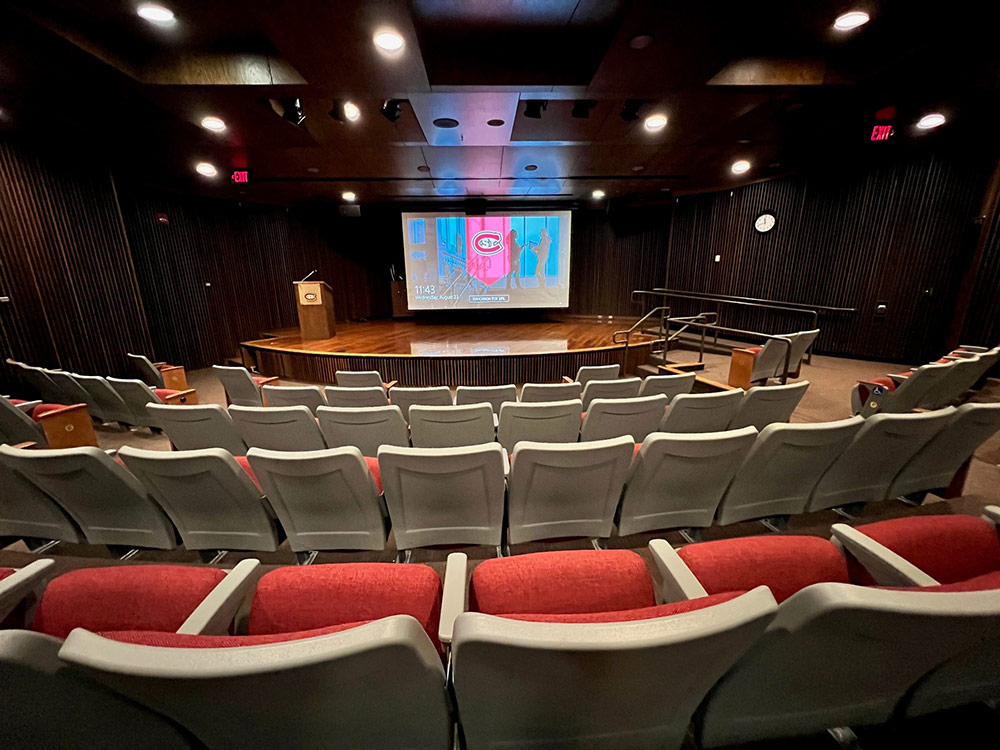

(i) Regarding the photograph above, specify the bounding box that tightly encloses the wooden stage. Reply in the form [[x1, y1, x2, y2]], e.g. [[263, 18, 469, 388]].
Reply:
[[240, 317, 655, 387]]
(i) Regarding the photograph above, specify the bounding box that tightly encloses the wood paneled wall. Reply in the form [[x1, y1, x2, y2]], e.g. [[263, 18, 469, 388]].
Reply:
[[0, 140, 152, 392], [960, 186, 1000, 347], [665, 155, 991, 363]]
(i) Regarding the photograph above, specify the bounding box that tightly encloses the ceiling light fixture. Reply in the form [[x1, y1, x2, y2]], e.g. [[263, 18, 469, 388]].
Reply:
[[200, 116, 226, 132], [330, 100, 361, 123], [524, 164, 538, 172], [487, 118, 504, 127], [137, 4, 175, 24], [620, 99, 643, 122], [417, 165, 430, 172], [373, 30, 404, 52], [343, 101, 360, 122], [731, 160, 751, 174], [644, 113, 668, 131], [834, 10, 870, 30], [916, 112, 946, 129], [629, 34, 654, 49], [380, 99, 404, 122], [523, 100, 548, 119], [342, 191, 357, 202], [591, 189, 606, 199], [195, 162, 217, 177], [571, 100, 597, 119], [433, 117, 459, 128], [274, 98, 305, 125]]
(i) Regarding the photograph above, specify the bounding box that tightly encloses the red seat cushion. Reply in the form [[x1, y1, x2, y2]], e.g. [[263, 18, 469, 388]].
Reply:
[[233, 456, 262, 491], [848, 515, 1000, 586], [633, 443, 642, 459], [249, 564, 442, 644], [30, 403, 65, 421], [470, 550, 656, 616], [8, 399, 26, 406], [678, 536, 850, 603], [503, 591, 746, 623], [100, 621, 370, 647], [153, 388, 181, 401], [0, 568, 15, 582], [364, 456, 383, 493], [746, 346, 762, 354], [877, 570, 1000, 593], [857, 376, 897, 404], [32, 566, 227, 640], [251, 376, 270, 385]]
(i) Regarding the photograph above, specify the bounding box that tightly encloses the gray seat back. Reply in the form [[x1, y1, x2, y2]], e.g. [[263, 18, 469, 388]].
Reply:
[[323, 386, 389, 408], [638, 373, 696, 400], [580, 394, 667, 442], [520, 382, 582, 403], [21, 366, 66, 404], [229, 405, 327, 451], [316, 405, 409, 457], [0, 396, 45, 445], [46, 371, 96, 412], [247, 447, 387, 552], [335, 370, 385, 388], [147, 404, 247, 455], [918, 356, 984, 409], [0, 460, 83, 542], [884, 362, 953, 413], [785, 329, 819, 373], [409, 404, 495, 448], [388, 386, 453, 420], [107, 378, 162, 427], [72, 375, 134, 425], [727, 381, 809, 431], [118, 447, 278, 552], [497, 400, 582, 452], [660, 390, 743, 433], [581, 378, 641, 410], [128, 353, 165, 388], [261, 385, 326, 414], [618, 428, 758, 535], [574, 364, 620, 387], [455, 385, 517, 414], [212, 365, 263, 407], [749, 339, 791, 382]]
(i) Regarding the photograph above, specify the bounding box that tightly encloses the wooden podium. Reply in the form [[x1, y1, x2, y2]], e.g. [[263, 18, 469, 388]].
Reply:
[[294, 281, 336, 339]]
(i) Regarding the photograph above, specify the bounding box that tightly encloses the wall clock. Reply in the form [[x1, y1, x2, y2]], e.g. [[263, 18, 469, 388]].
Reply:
[[754, 212, 776, 233]]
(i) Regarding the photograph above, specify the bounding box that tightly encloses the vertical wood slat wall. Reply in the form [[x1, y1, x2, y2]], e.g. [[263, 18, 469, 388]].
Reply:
[[961, 201, 1000, 347]]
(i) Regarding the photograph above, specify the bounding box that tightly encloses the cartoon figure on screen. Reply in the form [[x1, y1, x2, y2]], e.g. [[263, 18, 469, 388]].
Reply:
[[506, 229, 522, 290], [534, 227, 552, 287]]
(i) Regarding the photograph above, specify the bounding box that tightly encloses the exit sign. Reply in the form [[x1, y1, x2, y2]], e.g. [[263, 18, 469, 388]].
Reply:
[[870, 124, 894, 141], [231, 169, 250, 184]]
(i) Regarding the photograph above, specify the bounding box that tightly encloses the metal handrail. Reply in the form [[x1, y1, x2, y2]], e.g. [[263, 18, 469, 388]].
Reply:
[[676, 321, 796, 383], [651, 288, 856, 314], [613, 306, 671, 345]]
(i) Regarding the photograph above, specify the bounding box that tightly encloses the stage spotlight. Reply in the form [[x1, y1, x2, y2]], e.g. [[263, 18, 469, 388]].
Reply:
[[571, 100, 597, 119], [523, 100, 547, 119], [330, 100, 361, 123], [621, 99, 643, 122], [274, 98, 305, 125], [381, 99, 404, 122]]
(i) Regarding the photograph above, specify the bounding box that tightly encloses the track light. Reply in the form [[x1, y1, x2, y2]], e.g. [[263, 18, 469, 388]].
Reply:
[[271, 97, 305, 126], [523, 100, 547, 119], [330, 100, 361, 123], [380, 99, 404, 122], [621, 99, 643, 122], [571, 100, 597, 119]]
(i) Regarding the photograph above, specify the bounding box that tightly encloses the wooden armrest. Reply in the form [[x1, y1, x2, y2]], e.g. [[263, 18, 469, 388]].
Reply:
[[35, 403, 98, 448], [732, 348, 758, 356], [12, 442, 38, 450], [159, 365, 183, 372], [383, 380, 398, 391], [256, 376, 280, 387], [163, 389, 198, 405], [153, 362, 168, 368], [34, 403, 88, 420], [561, 375, 574, 383]]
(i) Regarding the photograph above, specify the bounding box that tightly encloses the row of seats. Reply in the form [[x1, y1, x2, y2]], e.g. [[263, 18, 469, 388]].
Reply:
[[3, 403, 996, 557], [155, 381, 809, 455], [1, 508, 997, 749], [728, 328, 819, 388]]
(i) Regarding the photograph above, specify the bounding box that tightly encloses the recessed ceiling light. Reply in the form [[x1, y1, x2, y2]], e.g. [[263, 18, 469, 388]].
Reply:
[[306, 167, 320, 174], [524, 164, 538, 172], [343, 101, 361, 122], [731, 160, 751, 174], [417, 165, 430, 172], [342, 191, 357, 202], [644, 113, 668, 131], [632, 165, 645, 172], [195, 162, 217, 177], [916, 113, 946, 130], [834, 10, 869, 30], [137, 4, 174, 24], [200, 116, 226, 132], [487, 118, 505, 127], [433, 117, 459, 128], [373, 30, 404, 52], [629, 34, 654, 49], [592, 189, 606, 199]]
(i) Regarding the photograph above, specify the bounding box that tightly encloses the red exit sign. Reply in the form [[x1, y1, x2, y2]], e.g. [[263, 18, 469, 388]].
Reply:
[[870, 124, 894, 141], [231, 169, 250, 184]]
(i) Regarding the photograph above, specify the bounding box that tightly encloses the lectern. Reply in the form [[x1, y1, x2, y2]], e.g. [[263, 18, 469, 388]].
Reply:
[[294, 281, 336, 339]]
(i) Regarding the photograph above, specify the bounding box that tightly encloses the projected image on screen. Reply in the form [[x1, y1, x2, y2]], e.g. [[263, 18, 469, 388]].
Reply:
[[400, 211, 572, 310]]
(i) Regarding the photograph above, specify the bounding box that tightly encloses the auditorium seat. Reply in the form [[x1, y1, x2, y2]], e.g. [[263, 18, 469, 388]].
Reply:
[[637, 371, 696, 400], [0, 395, 52, 444], [0, 445, 177, 551], [44, 370, 99, 414], [0, 559, 54, 622], [455, 384, 517, 414], [334, 369, 396, 390], [261, 384, 326, 413], [580, 394, 667, 442], [147, 403, 248, 455], [918, 354, 990, 408], [659, 389, 743, 433], [108, 377, 197, 427], [656, 536, 1000, 747], [322, 385, 389, 407], [507, 437, 633, 545], [0, 458, 84, 545], [118, 447, 279, 554], [617, 428, 758, 536], [443, 548, 777, 750], [496, 399, 582, 451], [378, 443, 506, 556], [212, 365, 278, 407], [229, 404, 327, 451], [727, 337, 791, 389], [9, 398, 41, 413], [580, 377, 641, 410], [317, 404, 409, 457], [387, 385, 453, 420], [852, 360, 952, 416], [806, 408, 954, 513], [409, 403, 495, 448], [715, 417, 864, 525], [519, 381, 582, 402], [246, 447, 387, 555], [727, 380, 809, 431], [71, 374, 136, 425], [0, 395, 96, 449], [9, 361, 67, 404], [888, 403, 1000, 499], [784, 329, 820, 377], [58, 564, 450, 750], [564, 363, 619, 387], [128, 353, 187, 391]]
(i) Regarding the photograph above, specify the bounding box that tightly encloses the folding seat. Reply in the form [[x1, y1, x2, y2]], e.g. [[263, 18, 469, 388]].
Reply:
[[496, 399, 582, 451], [71, 374, 135, 425], [727, 380, 809, 431], [146, 403, 247, 454], [118, 447, 280, 554], [108, 377, 198, 427], [322, 385, 389, 407], [806, 408, 953, 513], [0, 445, 178, 551], [519, 381, 582, 403], [656, 535, 1000, 747], [212, 365, 279, 407], [727, 337, 792, 389], [58, 563, 451, 750], [128, 353, 188, 391], [917, 354, 987, 408], [659, 389, 743, 433], [229, 404, 327, 451], [247, 447, 388, 554], [832, 510, 1000, 717], [1, 394, 97, 449], [580, 394, 667, 442], [387, 385, 453, 420], [563, 363, 619, 388], [44, 371, 98, 414], [378, 443, 506, 556], [851, 360, 952, 416], [507, 437, 634, 545], [784, 329, 820, 377], [0, 559, 55, 621], [317, 405, 409, 456], [580, 377, 641, 410], [442, 548, 777, 750], [0, 459, 84, 545], [637, 371, 695, 400], [16, 364, 67, 404], [334, 369, 396, 390], [261, 384, 326, 413], [715, 417, 864, 526], [408, 403, 495, 448], [455, 384, 517, 414], [617, 428, 758, 536]]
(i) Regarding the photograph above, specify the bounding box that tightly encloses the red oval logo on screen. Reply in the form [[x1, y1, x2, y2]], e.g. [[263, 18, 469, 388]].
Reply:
[[472, 230, 504, 255]]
